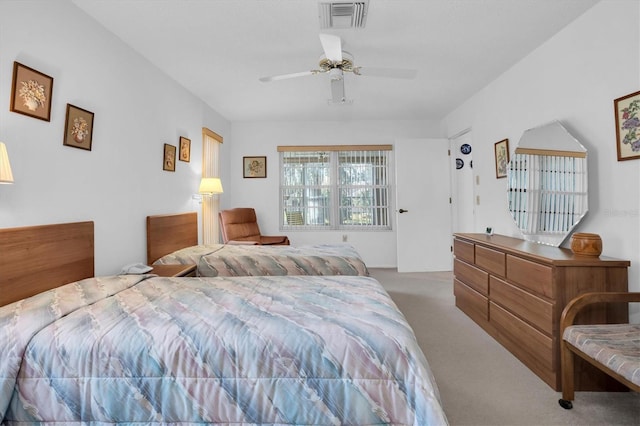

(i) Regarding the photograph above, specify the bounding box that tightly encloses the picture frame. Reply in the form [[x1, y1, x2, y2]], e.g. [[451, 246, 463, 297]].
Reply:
[[179, 136, 191, 162], [243, 156, 267, 178], [494, 138, 510, 179], [614, 90, 640, 161], [163, 143, 176, 172], [63, 104, 94, 151], [10, 61, 54, 121]]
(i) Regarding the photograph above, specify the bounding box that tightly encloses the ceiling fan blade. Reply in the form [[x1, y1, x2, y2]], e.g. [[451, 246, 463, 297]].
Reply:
[[330, 78, 345, 103], [329, 69, 345, 103], [259, 70, 321, 82], [319, 33, 342, 63], [353, 67, 417, 79]]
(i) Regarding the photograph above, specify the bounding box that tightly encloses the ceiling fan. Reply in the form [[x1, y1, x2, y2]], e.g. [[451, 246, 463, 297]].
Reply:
[[259, 33, 417, 104]]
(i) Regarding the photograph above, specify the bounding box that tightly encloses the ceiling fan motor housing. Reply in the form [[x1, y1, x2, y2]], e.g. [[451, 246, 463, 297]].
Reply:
[[319, 51, 354, 72]]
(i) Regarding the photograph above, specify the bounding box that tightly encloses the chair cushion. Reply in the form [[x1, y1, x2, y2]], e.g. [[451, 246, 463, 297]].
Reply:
[[563, 324, 640, 386]]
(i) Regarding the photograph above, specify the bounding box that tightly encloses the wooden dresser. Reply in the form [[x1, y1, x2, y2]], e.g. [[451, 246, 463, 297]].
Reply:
[[453, 233, 630, 391]]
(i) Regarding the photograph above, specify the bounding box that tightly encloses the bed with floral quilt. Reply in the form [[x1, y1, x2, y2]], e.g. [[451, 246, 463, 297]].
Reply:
[[0, 274, 447, 424], [152, 242, 370, 277]]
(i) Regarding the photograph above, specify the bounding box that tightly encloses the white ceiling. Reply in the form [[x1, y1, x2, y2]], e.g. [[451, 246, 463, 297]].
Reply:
[[72, 0, 598, 123]]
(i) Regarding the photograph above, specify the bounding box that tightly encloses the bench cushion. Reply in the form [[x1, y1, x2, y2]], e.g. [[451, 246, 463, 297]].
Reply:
[[563, 324, 640, 387]]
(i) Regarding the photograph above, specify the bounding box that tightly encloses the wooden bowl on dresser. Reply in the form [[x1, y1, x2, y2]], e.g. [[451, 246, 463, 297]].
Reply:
[[570, 233, 602, 256]]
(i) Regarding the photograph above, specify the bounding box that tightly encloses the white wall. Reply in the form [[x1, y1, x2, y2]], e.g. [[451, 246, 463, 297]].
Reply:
[[225, 119, 443, 267], [0, 1, 230, 275], [443, 0, 640, 319]]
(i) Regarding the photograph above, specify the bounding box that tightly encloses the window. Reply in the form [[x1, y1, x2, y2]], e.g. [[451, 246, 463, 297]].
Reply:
[[279, 145, 392, 230]]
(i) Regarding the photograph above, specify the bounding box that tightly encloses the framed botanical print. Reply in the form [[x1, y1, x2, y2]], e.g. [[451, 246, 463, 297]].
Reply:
[[163, 143, 176, 172], [614, 90, 640, 161], [10, 61, 54, 121], [243, 156, 266, 178], [494, 138, 510, 178], [63, 104, 94, 151], [179, 136, 191, 162]]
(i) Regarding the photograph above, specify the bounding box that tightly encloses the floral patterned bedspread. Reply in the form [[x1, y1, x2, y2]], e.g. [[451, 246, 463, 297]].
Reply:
[[154, 243, 370, 277], [0, 274, 447, 425]]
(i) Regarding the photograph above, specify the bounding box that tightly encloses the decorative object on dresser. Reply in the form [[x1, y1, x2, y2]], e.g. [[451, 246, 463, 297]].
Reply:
[[10, 61, 53, 121], [569, 232, 603, 257], [452, 233, 630, 392], [63, 104, 94, 151], [163, 143, 176, 171], [613, 89, 640, 161], [507, 120, 588, 247]]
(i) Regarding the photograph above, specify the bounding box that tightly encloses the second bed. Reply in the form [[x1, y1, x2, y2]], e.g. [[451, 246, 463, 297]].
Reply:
[[147, 212, 369, 277]]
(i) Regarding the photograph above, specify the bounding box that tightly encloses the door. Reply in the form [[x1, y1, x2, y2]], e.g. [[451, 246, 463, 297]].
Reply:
[[395, 138, 452, 272]]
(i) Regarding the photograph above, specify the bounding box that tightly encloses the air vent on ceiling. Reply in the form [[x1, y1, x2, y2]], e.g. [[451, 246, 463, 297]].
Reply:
[[319, 1, 369, 29]]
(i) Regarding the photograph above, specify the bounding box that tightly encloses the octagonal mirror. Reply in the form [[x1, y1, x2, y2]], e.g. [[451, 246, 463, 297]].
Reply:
[[507, 120, 588, 246]]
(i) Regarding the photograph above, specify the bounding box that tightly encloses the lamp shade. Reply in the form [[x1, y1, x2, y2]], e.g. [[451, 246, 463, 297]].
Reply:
[[199, 177, 223, 194], [0, 142, 14, 184]]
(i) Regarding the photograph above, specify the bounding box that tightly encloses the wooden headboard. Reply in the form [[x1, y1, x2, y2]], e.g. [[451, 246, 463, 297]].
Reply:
[[0, 221, 94, 307], [146, 212, 198, 264]]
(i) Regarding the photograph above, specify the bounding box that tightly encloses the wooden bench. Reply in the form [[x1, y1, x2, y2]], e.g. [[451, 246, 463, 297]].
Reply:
[[559, 292, 640, 409]]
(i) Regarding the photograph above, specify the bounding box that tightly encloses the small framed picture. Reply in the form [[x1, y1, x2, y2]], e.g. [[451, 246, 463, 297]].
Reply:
[[614, 90, 640, 161], [10, 61, 54, 121], [243, 156, 267, 178], [179, 136, 191, 162], [494, 138, 510, 179], [163, 143, 176, 172], [63, 104, 94, 151]]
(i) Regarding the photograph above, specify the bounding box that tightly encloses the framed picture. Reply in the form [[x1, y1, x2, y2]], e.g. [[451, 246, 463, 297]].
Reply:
[[494, 138, 510, 179], [63, 104, 94, 151], [179, 136, 191, 162], [243, 156, 267, 178], [163, 143, 176, 172], [10, 61, 54, 121], [614, 90, 640, 161]]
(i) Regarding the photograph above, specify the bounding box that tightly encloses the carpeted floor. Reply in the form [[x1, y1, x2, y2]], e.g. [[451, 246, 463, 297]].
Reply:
[[369, 268, 639, 426]]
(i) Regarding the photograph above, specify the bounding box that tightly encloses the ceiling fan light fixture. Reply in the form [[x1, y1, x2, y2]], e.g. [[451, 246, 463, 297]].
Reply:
[[319, 1, 369, 29]]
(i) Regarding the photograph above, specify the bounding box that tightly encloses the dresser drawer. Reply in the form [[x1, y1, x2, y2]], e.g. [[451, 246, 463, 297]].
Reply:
[[490, 276, 554, 335], [506, 254, 554, 298], [490, 302, 555, 372], [454, 279, 488, 323], [476, 245, 506, 277], [454, 258, 488, 295], [453, 238, 475, 264]]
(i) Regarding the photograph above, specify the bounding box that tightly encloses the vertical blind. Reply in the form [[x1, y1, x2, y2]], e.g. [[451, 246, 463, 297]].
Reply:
[[202, 128, 223, 244], [508, 148, 587, 236]]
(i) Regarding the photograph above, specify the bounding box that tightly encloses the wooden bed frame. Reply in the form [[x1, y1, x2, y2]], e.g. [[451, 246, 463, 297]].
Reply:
[[146, 212, 198, 265], [0, 221, 94, 306]]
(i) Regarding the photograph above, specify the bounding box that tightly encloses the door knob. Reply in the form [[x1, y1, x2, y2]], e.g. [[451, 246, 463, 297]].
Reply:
[[398, 209, 408, 213]]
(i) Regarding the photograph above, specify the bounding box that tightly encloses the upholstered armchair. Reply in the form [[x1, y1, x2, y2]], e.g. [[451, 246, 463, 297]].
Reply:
[[219, 208, 290, 245]]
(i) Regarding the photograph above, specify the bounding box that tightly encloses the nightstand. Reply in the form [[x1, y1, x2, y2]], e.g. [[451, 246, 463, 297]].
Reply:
[[149, 264, 196, 277]]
